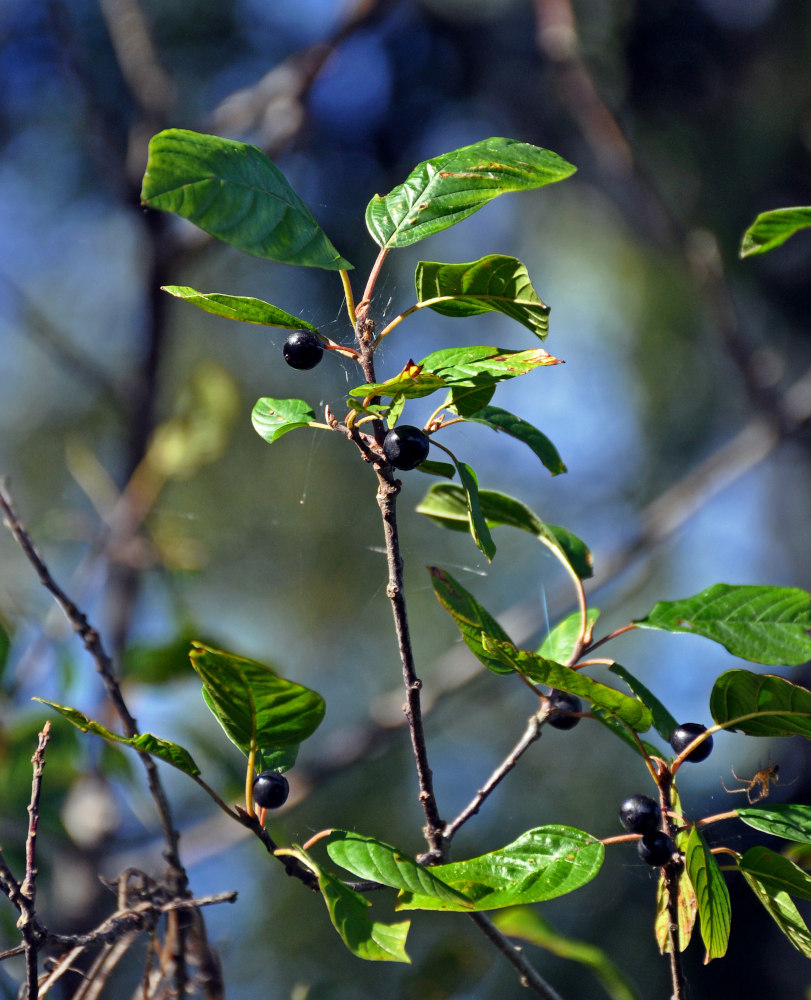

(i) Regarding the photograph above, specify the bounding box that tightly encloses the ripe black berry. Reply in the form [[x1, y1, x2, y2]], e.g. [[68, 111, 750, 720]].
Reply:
[[382, 425, 430, 471], [619, 794, 661, 834], [283, 330, 323, 370], [547, 690, 582, 730], [670, 723, 713, 763], [637, 831, 675, 867], [253, 770, 289, 809]]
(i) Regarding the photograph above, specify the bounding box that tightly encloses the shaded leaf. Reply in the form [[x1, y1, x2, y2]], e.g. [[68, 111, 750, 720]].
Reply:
[[141, 129, 350, 269], [655, 787, 697, 954], [739, 845, 811, 902], [710, 670, 811, 738], [415, 459, 456, 479], [740, 206, 811, 258], [162, 286, 317, 331], [459, 405, 566, 476], [493, 906, 640, 1000], [608, 663, 679, 742], [366, 137, 575, 249], [685, 826, 731, 961], [415, 255, 550, 339], [34, 699, 200, 777], [454, 458, 495, 561], [252, 397, 316, 444], [737, 804, 811, 845], [635, 584, 811, 666], [397, 826, 603, 912], [482, 637, 652, 731], [190, 643, 325, 760], [741, 870, 811, 957], [326, 831, 471, 906], [590, 710, 661, 759], [429, 567, 514, 675]]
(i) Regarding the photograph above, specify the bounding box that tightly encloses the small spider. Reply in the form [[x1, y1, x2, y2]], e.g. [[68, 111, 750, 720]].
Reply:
[[721, 763, 781, 804]]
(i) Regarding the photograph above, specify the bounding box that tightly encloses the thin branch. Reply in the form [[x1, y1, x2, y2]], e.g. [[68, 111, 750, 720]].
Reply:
[[469, 912, 566, 1000]]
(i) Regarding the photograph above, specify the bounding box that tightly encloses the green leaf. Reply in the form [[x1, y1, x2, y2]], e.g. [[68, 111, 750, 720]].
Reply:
[[459, 405, 566, 476], [162, 286, 317, 331], [454, 458, 495, 561], [482, 638, 652, 732], [741, 870, 811, 957], [420, 344, 562, 385], [189, 643, 325, 759], [655, 789, 697, 954], [34, 699, 200, 777], [415, 255, 550, 340], [608, 664, 679, 742], [538, 609, 600, 664], [446, 382, 496, 416], [415, 459, 456, 479], [326, 831, 471, 906], [737, 804, 811, 844], [740, 206, 811, 258], [141, 129, 351, 270], [416, 485, 593, 579], [397, 825, 602, 912], [635, 584, 811, 665], [590, 710, 662, 759], [685, 826, 731, 961], [251, 397, 316, 444], [428, 567, 514, 675], [739, 845, 811, 902], [492, 907, 641, 1000], [347, 367, 447, 401], [366, 137, 576, 249], [710, 669, 811, 738]]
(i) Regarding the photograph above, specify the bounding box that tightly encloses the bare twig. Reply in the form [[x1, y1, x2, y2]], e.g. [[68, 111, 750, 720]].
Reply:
[[469, 912, 566, 1000]]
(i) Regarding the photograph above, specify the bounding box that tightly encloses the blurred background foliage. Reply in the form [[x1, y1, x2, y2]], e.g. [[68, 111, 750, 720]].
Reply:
[[1, 0, 811, 997]]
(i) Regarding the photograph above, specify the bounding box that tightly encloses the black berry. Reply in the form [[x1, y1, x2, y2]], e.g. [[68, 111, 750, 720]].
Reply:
[[547, 690, 582, 730], [670, 723, 713, 763], [619, 794, 661, 834], [637, 831, 676, 867], [382, 425, 430, 471], [253, 770, 289, 809], [283, 330, 323, 370]]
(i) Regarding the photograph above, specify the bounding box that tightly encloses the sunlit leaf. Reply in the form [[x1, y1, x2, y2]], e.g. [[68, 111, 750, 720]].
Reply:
[[397, 826, 603, 912], [739, 845, 811, 902], [429, 567, 514, 675], [421, 344, 562, 384], [655, 787, 697, 954], [189, 643, 325, 760], [455, 458, 495, 561], [737, 804, 811, 844], [538, 609, 600, 664], [635, 584, 811, 666], [348, 363, 446, 401], [366, 138, 575, 249], [34, 699, 200, 777], [493, 906, 640, 1000], [162, 286, 317, 331], [141, 129, 351, 269], [740, 206, 811, 258], [415, 255, 550, 339], [710, 670, 811, 738], [458, 405, 566, 476], [741, 870, 811, 957], [326, 831, 471, 906], [685, 826, 730, 961], [608, 664, 679, 742], [251, 397, 316, 444]]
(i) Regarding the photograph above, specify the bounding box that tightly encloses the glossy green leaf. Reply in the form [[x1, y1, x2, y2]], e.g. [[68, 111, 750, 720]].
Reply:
[[455, 458, 495, 561], [162, 286, 317, 331], [141, 129, 351, 269], [429, 567, 514, 675], [415, 255, 550, 339], [415, 459, 456, 479], [737, 804, 811, 844], [189, 643, 325, 759], [420, 344, 562, 385], [459, 405, 566, 475], [416, 485, 593, 579], [34, 699, 200, 776], [483, 638, 652, 731], [251, 397, 316, 444], [446, 381, 496, 416], [366, 137, 576, 249], [710, 670, 811, 738], [538, 609, 601, 664], [608, 664, 679, 741], [741, 870, 811, 957], [492, 907, 640, 1000], [635, 584, 811, 665], [397, 826, 603, 912], [740, 206, 811, 258], [347, 368, 446, 401], [305, 855, 410, 963], [739, 845, 811, 902], [685, 826, 731, 961], [326, 831, 471, 906]]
